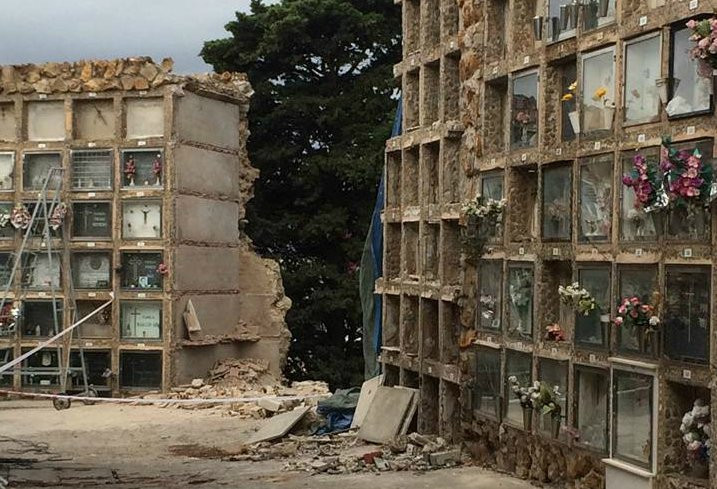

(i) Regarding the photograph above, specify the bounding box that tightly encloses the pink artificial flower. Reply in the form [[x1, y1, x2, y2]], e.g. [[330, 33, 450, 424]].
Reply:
[[614, 316, 624, 326], [622, 175, 634, 186], [630, 297, 639, 305], [687, 19, 697, 29], [700, 37, 711, 49], [618, 305, 627, 314]]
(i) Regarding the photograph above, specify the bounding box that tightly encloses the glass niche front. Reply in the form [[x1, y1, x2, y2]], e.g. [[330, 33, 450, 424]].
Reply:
[[121, 252, 162, 290], [122, 201, 161, 239], [72, 202, 112, 239], [579, 155, 612, 242], [23, 153, 63, 190], [121, 150, 163, 187], [507, 266, 533, 339], [120, 301, 162, 340], [510, 72, 539, 149], [71, 252, 111, 289]]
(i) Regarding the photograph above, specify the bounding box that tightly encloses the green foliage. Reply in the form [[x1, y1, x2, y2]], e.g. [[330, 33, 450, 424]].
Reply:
[[202, 0, 401, 388]]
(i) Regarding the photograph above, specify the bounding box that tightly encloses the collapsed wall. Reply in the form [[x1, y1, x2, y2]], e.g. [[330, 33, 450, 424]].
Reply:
[[0, 57, 290, 393]]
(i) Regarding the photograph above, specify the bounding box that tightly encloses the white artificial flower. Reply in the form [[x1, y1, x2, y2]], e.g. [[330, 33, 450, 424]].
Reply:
[[649, 316, 660, 326], [703, 423, 711, 437], [508, 375, 517, 383], [688, 440, 702, 451]]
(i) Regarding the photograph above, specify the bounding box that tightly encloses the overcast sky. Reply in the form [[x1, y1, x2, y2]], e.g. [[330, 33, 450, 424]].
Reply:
[[0, 0, 253, 73]]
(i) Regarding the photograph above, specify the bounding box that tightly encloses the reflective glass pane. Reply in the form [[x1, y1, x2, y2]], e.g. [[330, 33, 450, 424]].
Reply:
[[579, 155, 612, 242], [624, 35, 661, 124], [614, 371, 653, 468]]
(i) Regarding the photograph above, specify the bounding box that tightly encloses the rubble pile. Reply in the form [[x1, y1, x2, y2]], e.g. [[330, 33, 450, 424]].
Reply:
[[136, 358, 329, 418], [0, 57, 252, 98], [224, 433, 463, 474]]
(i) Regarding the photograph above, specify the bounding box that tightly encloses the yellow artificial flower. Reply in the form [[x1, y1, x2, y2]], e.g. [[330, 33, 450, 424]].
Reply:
[[561, 93, 574, 102], [593, 86, 607, 100], [568, 81, 577, 91]]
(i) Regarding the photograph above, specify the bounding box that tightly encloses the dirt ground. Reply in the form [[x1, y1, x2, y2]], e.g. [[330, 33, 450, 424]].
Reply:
[[0, 399, 539, 489]]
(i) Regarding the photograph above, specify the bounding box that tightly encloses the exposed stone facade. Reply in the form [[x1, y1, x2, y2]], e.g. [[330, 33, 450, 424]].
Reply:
[[0, 58, 290, 395], [381, 1, 717, 488]]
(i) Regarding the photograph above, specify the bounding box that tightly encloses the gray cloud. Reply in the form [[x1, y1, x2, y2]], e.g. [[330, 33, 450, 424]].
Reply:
[[0, 0, 252, 73]]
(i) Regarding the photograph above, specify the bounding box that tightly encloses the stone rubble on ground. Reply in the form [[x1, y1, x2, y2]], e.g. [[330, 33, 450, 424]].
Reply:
[[213, 431, 464, 474], [133, 358, 330, 418]]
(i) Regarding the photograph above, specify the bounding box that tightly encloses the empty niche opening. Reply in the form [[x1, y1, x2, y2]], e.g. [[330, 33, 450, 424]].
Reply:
[[21, 253, 60, 290], [421, 62, 440, 126], [0, 102, 16, 141], [383, 294, 400, 347], [21, 300, 62, 338], [71, 150, 113, 190], [540, 260, 572, 338], [385, 223, 401, 280], [402, 145, 419, 206], [0, 152, 14, 190], [404, 0, 421, 53], [71, 252, 112, 289], [120, 301, 162, 340], [384, 364, 400, 386], [401, 295, 419, 356], [119, 351, 162, 389], [441, 138, 460, 204], [125, 98, 164, 139], [69, 350, 111, 394], [74, 99, 115, 140], [442, 55, 460, 122], [72, 202, 112, 239], [120, 252, 163, 290], [421, 0, 440, 50], [23, 153, 62, 191], [21, 347, 60, 387], [402, 368, 420, 388], [121, 149, 163, 187], [440, 300, 460, 364], [386, 150, 401, 208], [0, 348, 13, 386], [663, 381, 711, 479], [421, 142, 439, 205], [27, 101, 65, 141], [122, 201, 162, 239], [423, 223, 439, 281], [421, 298, 439, 361], [76, 300, 112, 338], [420, 375, 440, 434], [484, 78, 508, 155], [507, 165, 538, 242], [403, 222, 419, 279], [442, 220, 461, 286], [404, 70, 420, 130], [439, 381, 460, 442]]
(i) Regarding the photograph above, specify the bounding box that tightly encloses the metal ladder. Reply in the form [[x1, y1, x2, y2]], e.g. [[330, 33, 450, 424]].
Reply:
[[0, 168, 92, 408]]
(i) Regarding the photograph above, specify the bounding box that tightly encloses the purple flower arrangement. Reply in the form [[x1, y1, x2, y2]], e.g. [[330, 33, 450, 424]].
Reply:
[[661, 138, 713, 207], [622, 153, 661, 211]]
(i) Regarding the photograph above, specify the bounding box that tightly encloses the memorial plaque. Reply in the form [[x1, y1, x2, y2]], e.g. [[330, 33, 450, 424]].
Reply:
[[120, 301, 162, 339], [122, 201, 161, 239], [121, 252, 162, 289], [73, 202, 111, 238], [71, 252, 111, 289]]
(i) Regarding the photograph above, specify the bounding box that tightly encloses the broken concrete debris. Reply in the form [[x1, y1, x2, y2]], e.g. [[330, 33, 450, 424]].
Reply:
[[246, 406, 312, 444], [134, 358, 330, 418], [357, 386, 417, 444]]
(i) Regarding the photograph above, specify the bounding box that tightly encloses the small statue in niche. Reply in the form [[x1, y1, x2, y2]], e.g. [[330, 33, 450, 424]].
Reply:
[[124, 156, 137, 187], [152, 154, 162, 186]]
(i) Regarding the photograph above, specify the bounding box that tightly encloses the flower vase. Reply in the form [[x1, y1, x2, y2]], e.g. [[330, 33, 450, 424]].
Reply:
[[568, 110, 580, 134], [155, 176, 161, 186], [521, 125, 528, 144], [689, 460, 709, 479], [522, 406, 533, 431], [602, 106, 615, 130], [598, 0, 609, 17], [713, 69, 717, 98], [129, 176, 135, 187]]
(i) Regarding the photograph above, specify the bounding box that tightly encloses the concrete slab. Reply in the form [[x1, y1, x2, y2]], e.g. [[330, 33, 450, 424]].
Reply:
[[246, 406, 311, 444], [397, 387, 419, 435], [350, 374, 384, 429], [357, 387, 415, 444]]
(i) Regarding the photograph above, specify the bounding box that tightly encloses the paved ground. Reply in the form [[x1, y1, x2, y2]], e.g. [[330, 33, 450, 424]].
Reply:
[[0, 399, 539, 488]]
